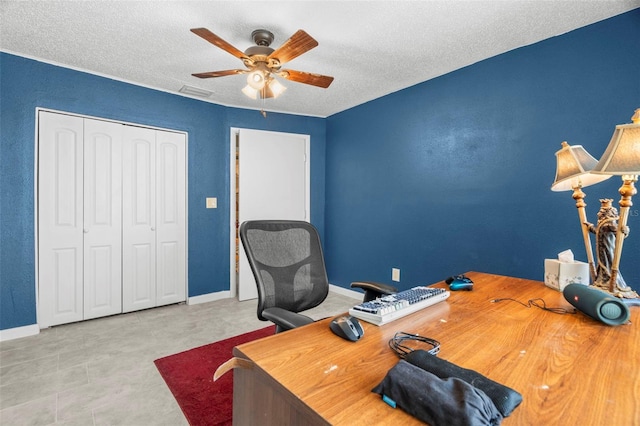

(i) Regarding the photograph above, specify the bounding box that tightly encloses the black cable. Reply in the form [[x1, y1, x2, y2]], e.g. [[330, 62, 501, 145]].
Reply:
[[389, 331, 440, 358], [491, 297, 577, 314]]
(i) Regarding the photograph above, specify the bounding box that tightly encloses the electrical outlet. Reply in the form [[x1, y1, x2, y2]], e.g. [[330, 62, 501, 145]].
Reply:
[[206, 197, 217, 209], [392, 268, 400, 282]]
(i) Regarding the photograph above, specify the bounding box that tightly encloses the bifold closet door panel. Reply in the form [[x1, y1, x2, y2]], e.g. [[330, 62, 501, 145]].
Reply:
[[39, 112, 187, 326], [38, 112, 85, 327], [83, 119, 123, 320], [122, 126, 157, 313], [155, 131, 186, 306]]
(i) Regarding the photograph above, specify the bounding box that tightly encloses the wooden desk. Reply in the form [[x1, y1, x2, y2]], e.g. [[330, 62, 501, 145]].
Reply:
[[232, 272, 639, 425]]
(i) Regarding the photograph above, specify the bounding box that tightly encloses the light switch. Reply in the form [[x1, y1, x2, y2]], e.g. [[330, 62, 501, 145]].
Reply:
[[206, 197, 217, 209], [392, 268, 400, 282]]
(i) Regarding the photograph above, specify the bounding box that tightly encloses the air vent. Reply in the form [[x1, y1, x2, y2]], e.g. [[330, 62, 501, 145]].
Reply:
[[178, 85, 213, 98]]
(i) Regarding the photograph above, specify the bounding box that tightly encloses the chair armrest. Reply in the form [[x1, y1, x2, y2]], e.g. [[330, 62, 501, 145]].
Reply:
[[262, 307, 315, 332], [351, 281, 397, 295], [351, 281, 398, 303]]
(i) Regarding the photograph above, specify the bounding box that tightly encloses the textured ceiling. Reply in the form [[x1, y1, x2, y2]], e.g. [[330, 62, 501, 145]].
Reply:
[[2, 1, 638, 117]]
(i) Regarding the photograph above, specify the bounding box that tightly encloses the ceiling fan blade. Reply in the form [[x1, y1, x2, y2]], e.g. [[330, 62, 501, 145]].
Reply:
[[192, 69, 246, 78], [280, 69, 334, 88], [191, 28, 248, 60], [268, 30, 318, 65]]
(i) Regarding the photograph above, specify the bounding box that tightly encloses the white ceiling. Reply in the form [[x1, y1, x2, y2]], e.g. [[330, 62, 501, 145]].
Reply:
[[2, 1, 638, 117]]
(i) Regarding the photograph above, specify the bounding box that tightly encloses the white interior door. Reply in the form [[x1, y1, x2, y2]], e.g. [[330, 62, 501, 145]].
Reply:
[[155, 131, 186, 306], [83, 119, 123, 319], [38, 112, 85, 327], [237, 129, 309, 301], [122, 126, 157, 312]]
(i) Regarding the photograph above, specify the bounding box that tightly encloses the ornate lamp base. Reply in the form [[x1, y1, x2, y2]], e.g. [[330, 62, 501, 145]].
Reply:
[[592, 283, 639, 299]]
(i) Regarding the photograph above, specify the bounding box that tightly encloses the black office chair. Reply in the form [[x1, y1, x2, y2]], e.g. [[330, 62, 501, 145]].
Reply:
[[239, 220, 397, 333]]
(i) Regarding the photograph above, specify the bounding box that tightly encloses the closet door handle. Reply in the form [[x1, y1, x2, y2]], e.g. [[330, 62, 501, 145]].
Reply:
[[151, 227, 155, 231], [83, 229, 89, 233]]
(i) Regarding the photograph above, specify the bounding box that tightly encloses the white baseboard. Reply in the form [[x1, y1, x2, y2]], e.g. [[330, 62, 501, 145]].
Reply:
[[188, 290, 232, 305], [0, 324, 40, 342], [1, 294, 234, 341], [329, 284, 362, 300], [188, 286, 359, 306]]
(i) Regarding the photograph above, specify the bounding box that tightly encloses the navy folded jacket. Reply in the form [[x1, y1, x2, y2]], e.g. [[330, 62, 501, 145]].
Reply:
[[373, 360, 503, 426]]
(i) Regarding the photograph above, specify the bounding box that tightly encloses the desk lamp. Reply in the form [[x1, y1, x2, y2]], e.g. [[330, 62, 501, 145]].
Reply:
[[551, 141, 611, 282], [590, 109, 640, 297]]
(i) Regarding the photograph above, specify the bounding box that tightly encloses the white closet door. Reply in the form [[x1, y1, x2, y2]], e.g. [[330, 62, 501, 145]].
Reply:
[[83, 120, 123, 319], [155, 131, 186, 306], [38, 112, 84, 327], [122, 126, 157, 312]]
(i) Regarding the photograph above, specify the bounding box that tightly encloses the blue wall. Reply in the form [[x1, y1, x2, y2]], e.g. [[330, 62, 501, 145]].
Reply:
[[0, 53, 326, 330], [325, 9, 640, 291], [2, 10, 639, 332]]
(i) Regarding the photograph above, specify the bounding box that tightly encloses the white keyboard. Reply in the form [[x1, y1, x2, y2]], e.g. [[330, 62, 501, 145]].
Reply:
[[349, 286, 450, 326]]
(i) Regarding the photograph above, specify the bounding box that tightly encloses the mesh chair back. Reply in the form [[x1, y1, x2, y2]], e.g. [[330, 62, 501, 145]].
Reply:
[[239, 220, 329, 321]]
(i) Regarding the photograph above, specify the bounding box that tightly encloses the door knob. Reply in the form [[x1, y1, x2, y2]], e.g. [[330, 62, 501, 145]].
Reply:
[[83, 229, 89, 233], [151, 227, 155, 231]]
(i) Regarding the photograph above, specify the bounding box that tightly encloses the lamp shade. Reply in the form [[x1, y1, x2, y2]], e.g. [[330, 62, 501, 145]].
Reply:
[[591, 117, 640, 176], [268, 78, 286, 98], [247, 69, 267, 90], [242, 85, 259, 99], [551, 141, 612, 191]]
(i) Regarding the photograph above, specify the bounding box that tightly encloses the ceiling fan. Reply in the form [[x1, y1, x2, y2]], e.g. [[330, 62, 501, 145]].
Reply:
[[190, 28, 334, 100]]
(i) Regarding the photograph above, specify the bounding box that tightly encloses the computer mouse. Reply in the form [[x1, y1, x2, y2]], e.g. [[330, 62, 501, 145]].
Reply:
[[329, 315, 364, 341], [449, 279, 473, 291]]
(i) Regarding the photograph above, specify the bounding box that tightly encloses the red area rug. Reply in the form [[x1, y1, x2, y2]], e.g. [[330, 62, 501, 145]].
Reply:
[[154, 326, 275, 426]]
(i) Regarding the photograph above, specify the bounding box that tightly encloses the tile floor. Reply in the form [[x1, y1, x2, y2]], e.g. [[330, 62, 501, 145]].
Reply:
[[0, 291, 359, 425]]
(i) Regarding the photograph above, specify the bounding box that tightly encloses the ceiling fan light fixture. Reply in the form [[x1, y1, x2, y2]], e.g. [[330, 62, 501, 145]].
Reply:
[[247, 67, 268, 90], [242, 85, 259, 99], [268, 78, 286, 98], [243, 71, 287, 99]]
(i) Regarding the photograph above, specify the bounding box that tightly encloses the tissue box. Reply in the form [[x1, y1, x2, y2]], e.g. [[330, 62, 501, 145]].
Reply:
[[544, 259, 590, 291]]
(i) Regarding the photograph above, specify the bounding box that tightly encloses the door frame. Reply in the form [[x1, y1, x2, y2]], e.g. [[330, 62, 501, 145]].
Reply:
[[229, 127, 311, 298], [34, 107, 189, 328]]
